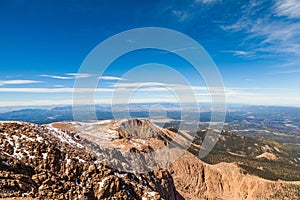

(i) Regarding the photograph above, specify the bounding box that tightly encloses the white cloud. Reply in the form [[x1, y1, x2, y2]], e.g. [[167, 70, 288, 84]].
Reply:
[[0, 81, 225, 97], [0, 87, 114, 93], [99, 76, 125, 81], [111, 82, 171, 88], [169, 47, 197, 54], [41, 75, 73, 80], [42, 73, 123, 80], [172, 10, 189, 22], [41, 73, 93, 79], [0, 80, 41, 86], [222, 50, 254, 57], [222, 50, 247, 55], [274, 0, 300, 19], [54, 85, 64, 87], [171, 0, 218, 22], [195, 0, 218, 4], [273, 69, 300, 74], [0, 84, 299, 106], [1, 95, 300, 107], [66, 73, 92, 79], [0, 99, 74, 107], [220, 0, 300, 59]]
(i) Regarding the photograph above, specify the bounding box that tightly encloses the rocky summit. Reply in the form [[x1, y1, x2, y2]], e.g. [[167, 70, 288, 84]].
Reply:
[[0, 119, 299, 200]]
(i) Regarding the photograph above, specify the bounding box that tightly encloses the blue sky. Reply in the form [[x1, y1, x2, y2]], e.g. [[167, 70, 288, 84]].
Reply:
[[0, 0, 300, 107]]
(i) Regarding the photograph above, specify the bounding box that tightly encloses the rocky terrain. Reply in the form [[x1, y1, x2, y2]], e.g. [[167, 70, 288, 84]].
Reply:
[[0, 119, 299, 199], [0, 121, 180, 199], [170, 153, 300, 200]]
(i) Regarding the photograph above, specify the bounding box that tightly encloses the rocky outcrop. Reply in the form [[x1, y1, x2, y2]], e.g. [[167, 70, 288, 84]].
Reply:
[[0, 120, 299, 200], [117, 119, 172, 140], [170, 153, 300, 200], [0, 121, 182, 199]]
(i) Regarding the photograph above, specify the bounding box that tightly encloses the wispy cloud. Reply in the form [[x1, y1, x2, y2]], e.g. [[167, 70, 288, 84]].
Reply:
[[0, 87, 114, 93], [167, 0, 220, 22], [110, 82, 227, 97], [274, 0, 300, 19], [99, 76, 125, 81], [111, 82, 168, 88], [54, 85, 64, 87], [221, 50, 255, 57], [220, 0, 300, 61], [41, 73, 93, 79], [66, 73, 92, 79], [171, 10, 189, 22], [273, 69, 300, 74], [41, 73, 122, 80], [41, 75, 73, 80], [194, 0, 219, 5], [0, 81, 223, 94], [0, 80, 41, 86], [0, 83, 299, 106]]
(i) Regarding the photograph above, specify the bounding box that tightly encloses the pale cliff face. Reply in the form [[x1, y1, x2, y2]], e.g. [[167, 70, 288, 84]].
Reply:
[[170, 153, 300, 200]]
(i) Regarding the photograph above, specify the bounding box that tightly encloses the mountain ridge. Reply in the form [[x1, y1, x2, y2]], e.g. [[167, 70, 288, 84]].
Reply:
[[0, 120, 299, 199]]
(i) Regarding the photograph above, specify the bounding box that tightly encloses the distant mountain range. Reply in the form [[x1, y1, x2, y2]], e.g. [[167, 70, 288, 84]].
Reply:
[[1, 104, 300, 125]]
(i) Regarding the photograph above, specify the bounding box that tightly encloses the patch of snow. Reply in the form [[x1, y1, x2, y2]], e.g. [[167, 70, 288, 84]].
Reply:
[[98, 177, 109, 191], [23, 149, 35, 159], [114, 172, 126, 178], [14, 152, 23, 159], [20, 134, 35, 142], [133, 138, 147, 144], [65, 158, 71, 175], [42, 153, 47, 160], [0, 121, 23, 125], [13, 148, 23, 160], [76, 157, 86, 163], [147, 191, 156, 197], [12, 135, 20, 142], [6, 137, 14, 146], [66, 158, 71, 165], [36, 135, 44, 142], [46, 125, 83, 148]]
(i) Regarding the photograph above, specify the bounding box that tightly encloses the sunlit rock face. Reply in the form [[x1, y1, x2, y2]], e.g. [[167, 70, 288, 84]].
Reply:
[[0, 121, 180, 199], [0, 120, 299, 200]]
